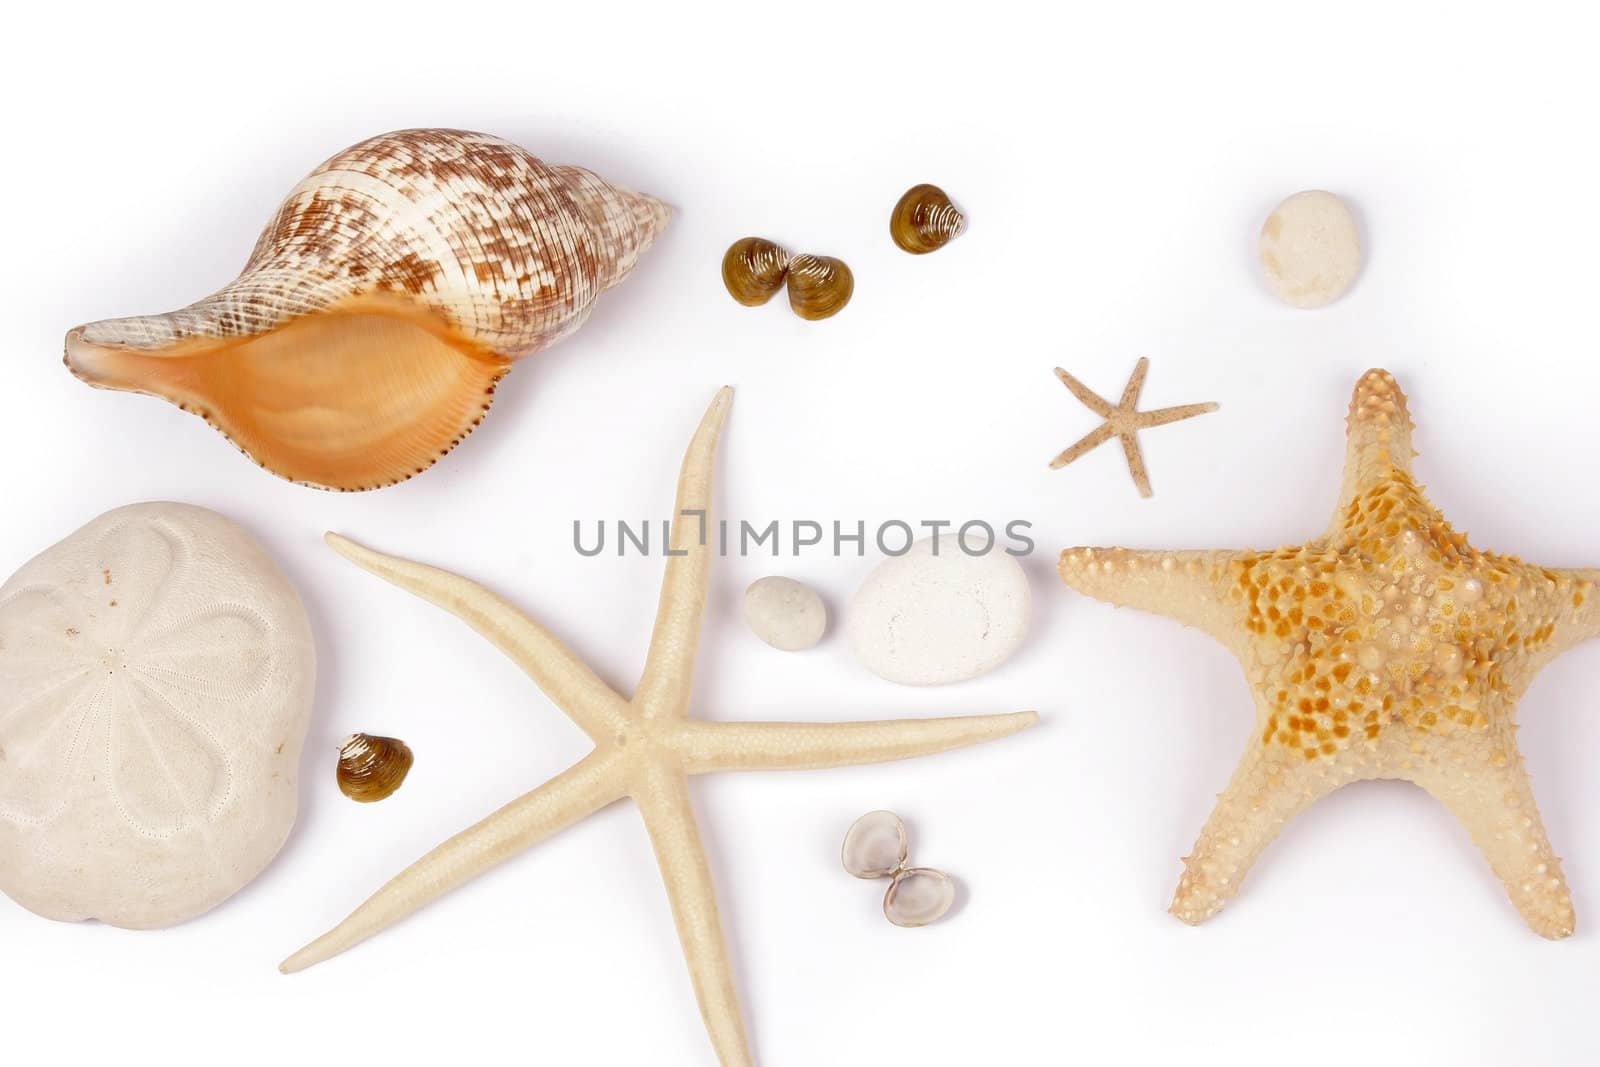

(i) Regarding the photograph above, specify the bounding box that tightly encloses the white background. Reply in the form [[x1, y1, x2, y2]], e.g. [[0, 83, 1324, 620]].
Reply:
[[3, 3, 1598, 1064]]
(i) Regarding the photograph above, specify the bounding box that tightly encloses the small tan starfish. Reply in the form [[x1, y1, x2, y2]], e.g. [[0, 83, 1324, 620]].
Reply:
[[1059, 369, 1596, 938], [280, 388, 1038, 1066], [1049, 357, 1219, 497]]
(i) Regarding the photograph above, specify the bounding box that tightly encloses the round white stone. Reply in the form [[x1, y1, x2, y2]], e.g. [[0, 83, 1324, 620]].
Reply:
[[846, 537, 1031, 685], [0, 502, 316, 929], [743, 575, 827, 651], [1258, 190, 1362, 308]]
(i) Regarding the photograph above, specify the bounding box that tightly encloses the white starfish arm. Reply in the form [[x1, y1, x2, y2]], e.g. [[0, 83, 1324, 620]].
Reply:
[[637, 388, 732, 719], [325, 532, 629, 740], [1058, 546, 1255, 646], [280, 752, 625, 974], [1413, 745, 1575, 939], [668, 712, 1039, 773], [1337, 368, 1416, 510], [633, 765, 752, 1067], [1170, 741, 1333, 925]]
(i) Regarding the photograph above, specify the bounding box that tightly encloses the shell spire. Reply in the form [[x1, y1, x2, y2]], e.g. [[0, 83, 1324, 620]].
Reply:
[[554, 164, 672, 292], [65, 129, 671, 492]]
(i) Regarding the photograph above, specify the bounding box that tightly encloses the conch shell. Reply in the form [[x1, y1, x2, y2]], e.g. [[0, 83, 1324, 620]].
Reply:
[[65, 129, 671, 491]]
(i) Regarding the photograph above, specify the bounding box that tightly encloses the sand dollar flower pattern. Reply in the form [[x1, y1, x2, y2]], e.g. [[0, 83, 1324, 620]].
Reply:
[[0, 503, 314, 928]]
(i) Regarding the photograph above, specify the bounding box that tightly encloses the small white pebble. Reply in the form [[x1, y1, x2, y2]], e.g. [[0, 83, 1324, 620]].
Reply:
[[1259, 190, 1362, 308], [743, 576, 827, 651]]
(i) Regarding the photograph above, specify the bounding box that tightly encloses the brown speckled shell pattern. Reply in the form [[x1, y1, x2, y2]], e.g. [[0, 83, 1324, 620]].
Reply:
[[77, 129, 671, 358]]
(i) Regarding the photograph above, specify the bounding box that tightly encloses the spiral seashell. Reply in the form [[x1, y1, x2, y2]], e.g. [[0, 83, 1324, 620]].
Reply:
[[64, 128, 672, 492], [785, 254, 854, 320], [890, 184, 965, 254], [336, 733, 414, 803], [721, 237, 791, 306]]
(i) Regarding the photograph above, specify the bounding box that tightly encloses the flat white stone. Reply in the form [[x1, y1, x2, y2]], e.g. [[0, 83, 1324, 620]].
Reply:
[[1259, 189, 1362, 308], [847, 537, 1031, 685], [743, 575, 827, 651]]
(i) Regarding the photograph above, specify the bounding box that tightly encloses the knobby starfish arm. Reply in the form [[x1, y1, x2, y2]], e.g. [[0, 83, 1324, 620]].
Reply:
[[1058, 546, 1254, 646], [1337, 369, 1416, 510], [1048, 422, 1116, 470], [666, 711, 1039, 773], [632, 764, 753, 1067], [637, 388, 732, 720], [1170, 741, 1333, 925], [1413, 750, 1575, 939], [1053, 366, 1115, 417], [280, 752, 626, 974], [324, 533, 630, 741], [1540, 566, 1600, 660]]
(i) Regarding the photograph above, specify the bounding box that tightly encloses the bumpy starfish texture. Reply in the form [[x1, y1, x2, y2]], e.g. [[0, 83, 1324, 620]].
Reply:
[[1060, 369, 1598, 938], [1049, 357, 1219, 498], [280, 388, 1037, 1066]]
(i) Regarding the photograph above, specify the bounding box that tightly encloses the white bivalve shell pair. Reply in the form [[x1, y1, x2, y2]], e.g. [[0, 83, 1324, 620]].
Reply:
[[841, 810, 955, 927]]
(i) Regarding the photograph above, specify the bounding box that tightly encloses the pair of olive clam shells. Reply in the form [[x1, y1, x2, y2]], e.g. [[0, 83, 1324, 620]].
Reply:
[[722, 239, 854, 320], [841, 810, 956, 927]]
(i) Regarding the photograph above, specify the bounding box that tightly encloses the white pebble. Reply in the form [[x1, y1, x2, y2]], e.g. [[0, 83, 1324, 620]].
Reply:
[[1259, 190, 1362, 308], [847, 537, 1031, 685], [743, 576, 827, 651]]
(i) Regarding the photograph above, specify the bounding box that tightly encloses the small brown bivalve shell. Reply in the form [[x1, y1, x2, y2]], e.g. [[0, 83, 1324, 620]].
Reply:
[[786, 254, 854, 320], [722, 237, 791, 306], [884, 867, 955, 927], [890, 184, 965, 254], [337, 733, 414, 803]]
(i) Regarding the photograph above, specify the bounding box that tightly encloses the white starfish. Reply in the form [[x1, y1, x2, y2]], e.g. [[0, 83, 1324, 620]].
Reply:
[[280, 388, 1038, 1067]]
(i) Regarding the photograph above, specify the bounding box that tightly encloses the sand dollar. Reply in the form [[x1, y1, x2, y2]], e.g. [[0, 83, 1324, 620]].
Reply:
[[0, 502, 315, 928]]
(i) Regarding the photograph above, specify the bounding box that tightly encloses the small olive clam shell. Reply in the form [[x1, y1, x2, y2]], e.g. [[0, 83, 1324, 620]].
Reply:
[[337, 733, 414, 803], [722, 237, 791, 306], [842, 810, 908, 879], [884, 867, 955, 927], [786, 254, 854, 320], [890, 184, 965, 254]]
